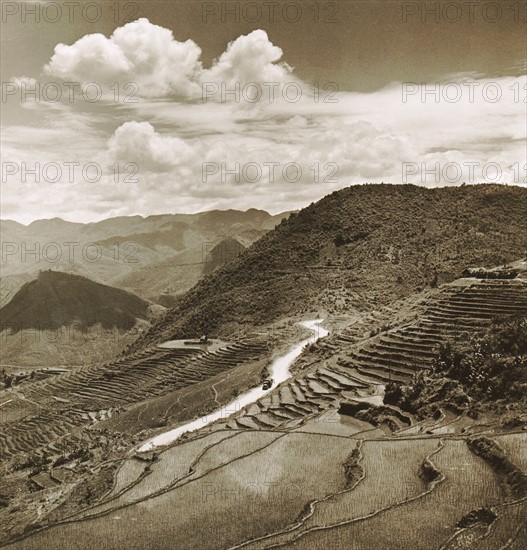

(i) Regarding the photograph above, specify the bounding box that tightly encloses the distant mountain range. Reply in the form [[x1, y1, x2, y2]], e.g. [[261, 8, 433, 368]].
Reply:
[[0, 209, 292, 306], [129, 184, 527, 350]]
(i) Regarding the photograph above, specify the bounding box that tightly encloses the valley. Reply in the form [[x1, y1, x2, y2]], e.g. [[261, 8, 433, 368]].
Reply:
[[1, 264, 526, 548], [1, 185, 526, 549], [0, 210, 290, 307], [3, 0, 526, 545]]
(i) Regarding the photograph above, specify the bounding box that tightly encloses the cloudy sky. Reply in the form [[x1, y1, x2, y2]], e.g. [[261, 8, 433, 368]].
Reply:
[[1, 0, 526, 223]]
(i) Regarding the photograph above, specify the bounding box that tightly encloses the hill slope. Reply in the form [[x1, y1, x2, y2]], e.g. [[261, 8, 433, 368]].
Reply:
[[203, 238, 245, 275], [130, 184, 527, 348], [0, 271, 150, 332]]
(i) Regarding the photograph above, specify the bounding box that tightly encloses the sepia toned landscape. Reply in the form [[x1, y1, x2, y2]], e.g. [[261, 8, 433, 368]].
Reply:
[[1, 1, 526, 549], [1, 184, 526, 549]]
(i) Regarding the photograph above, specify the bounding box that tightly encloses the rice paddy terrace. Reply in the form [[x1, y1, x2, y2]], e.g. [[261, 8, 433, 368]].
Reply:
[[0, 339, 269, 461], [1, 272, 526, 548], [5, 417, 525, 549], [215, 277, 527, 433], [339, 278, 527, 383]]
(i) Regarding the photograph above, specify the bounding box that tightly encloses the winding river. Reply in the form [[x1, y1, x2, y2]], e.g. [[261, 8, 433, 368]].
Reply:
[[138, 319, 328, 452]]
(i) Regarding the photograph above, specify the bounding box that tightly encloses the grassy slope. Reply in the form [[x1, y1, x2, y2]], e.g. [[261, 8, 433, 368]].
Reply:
[[130, 184, 527, 349]]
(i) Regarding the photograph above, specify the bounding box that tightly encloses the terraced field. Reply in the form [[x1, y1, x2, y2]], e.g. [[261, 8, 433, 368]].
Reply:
[[72, 431, 250, 518], [466, 498, 527, 550], [3, 432, 358, 550], [2, 273, 526, 548], [241, 438, 441, 548], [0, 340, 269, 460], [277, 438, 508, 550], [339, 279, 527, 383], [221, 365, 372, 432], [189, 278, 527, 439], [8, 432, 526, 550]]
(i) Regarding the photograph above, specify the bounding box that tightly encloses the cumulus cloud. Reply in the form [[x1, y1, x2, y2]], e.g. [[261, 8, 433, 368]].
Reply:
[[202, 29, 294, 86], [107, 121, 196, 170], [3, 20, 525, 222], [43, 20, 295, 102], [45, 18, 203, 98], [200, 29, 305, 106]]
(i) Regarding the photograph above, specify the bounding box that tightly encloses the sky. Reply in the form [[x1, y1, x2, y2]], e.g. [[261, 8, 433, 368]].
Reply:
[[1, 0, 526, 223]]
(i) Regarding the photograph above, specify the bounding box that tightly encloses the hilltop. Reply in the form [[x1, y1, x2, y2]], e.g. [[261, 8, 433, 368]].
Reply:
[[0, 270, 150, 333], [130, 184, 527, 349]]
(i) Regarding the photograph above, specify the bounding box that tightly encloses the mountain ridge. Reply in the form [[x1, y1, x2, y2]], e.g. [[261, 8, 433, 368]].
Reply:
[[0, 209, 293, 305], [128, 184, 527, 350]]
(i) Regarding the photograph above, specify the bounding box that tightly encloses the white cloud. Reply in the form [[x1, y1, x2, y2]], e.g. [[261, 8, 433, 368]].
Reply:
[[202, 29, 294, 87], [42, 21, 296, 102], [107, 121, 195, 170], [45, 18, 203, 98], [3, 20, 526, 222]]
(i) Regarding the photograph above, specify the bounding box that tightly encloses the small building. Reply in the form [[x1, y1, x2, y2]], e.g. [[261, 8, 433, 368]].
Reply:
[[462, 267, 518, 280]]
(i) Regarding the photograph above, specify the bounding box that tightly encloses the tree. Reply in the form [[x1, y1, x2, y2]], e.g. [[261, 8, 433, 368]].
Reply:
[[334, 233, 346, 247]]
